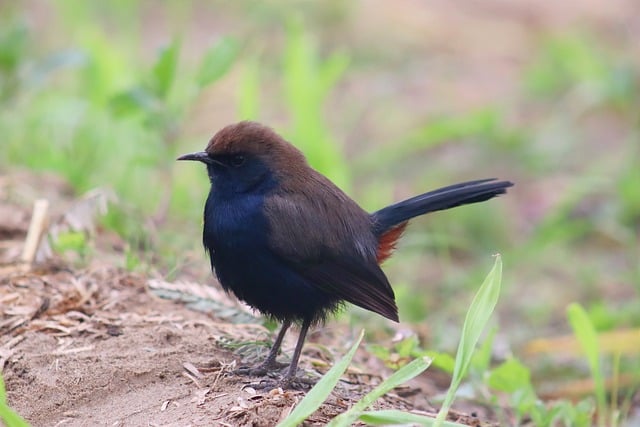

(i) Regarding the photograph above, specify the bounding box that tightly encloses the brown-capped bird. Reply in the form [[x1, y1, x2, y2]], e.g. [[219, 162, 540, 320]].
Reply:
[[178, 121, 512, 388]]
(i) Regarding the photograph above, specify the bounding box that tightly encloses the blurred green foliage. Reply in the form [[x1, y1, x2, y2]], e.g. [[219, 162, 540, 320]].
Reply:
[[1, 1, 639, 423], [281, 19, 351, 191], [488, 357, 595, 427], [51, 230, 89, 262]]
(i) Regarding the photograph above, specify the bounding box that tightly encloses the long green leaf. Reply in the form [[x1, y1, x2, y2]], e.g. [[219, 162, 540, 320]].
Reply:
[[151, 38, 180, 99], [0, 375, 30, 427], [0, 404, 30, 427], [237, 59, 260, 120], [567, 303, 606, 427], [435, 255, 503, 426], [197, 37, 239, 88], [328, 356, 432, 427], [277, 330, 364, 427], [359, 410, 467, 426]]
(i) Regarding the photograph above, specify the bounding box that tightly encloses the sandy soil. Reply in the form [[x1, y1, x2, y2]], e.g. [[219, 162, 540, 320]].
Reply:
[[0, 262, 412, 426]]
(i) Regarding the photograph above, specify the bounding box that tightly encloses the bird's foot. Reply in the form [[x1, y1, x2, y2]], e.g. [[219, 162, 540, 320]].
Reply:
[[248, 375, 316, 391], [233, 360, 288, 377]]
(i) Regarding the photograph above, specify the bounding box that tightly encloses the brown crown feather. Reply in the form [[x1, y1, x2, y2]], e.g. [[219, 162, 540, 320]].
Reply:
[[205, 121, 312, 184]]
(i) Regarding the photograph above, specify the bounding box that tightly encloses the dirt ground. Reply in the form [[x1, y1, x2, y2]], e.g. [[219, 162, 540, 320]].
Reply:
[[0, 175, 492, 427]]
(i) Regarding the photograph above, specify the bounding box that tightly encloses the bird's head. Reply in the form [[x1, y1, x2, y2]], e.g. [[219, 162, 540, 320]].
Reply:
[[178, 121, 308, 195]]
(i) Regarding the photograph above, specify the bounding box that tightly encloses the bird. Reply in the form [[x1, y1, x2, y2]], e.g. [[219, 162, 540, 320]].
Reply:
[[177, 121, 512, 388]]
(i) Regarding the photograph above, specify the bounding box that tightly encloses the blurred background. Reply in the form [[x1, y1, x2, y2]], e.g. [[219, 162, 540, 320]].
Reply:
[[1, 0, 639, 415]]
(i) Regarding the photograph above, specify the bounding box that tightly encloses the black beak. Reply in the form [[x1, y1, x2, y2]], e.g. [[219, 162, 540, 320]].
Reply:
[[177, 151, 211, 163]]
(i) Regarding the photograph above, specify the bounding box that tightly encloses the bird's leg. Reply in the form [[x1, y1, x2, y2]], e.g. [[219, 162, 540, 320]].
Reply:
[[282, 318, 310, 381], [249, 318, 315, 390], [234, 320, 291, 376], [275, 318, 315, 390], [257, 319, 292, 371]]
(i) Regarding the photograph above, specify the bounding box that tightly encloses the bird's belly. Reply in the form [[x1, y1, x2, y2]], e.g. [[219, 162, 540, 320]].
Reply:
[[213, 248, 340, 322], [204, 200, 339, 322]]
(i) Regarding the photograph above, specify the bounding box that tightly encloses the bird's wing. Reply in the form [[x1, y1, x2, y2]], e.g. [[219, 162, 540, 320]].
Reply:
[[263, 187, 399, 322]]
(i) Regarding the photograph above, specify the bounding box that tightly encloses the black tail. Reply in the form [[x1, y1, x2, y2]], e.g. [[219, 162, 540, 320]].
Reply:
[[370, 178, 513, 237]]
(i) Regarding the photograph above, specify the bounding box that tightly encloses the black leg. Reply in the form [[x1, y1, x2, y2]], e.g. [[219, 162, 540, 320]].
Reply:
[[259, 319, 292, 370], [245, 319, 315, 390], [281, 317, 311, 383], [234, 319, 292, 376]]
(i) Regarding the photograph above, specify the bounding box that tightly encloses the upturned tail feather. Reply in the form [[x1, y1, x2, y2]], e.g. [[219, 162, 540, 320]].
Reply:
[[370, 178, 514, 237]]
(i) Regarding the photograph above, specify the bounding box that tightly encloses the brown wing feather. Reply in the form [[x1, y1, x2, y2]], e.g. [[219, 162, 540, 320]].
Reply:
[[294, 258, 399, 321], [263, 172, 398, 321]]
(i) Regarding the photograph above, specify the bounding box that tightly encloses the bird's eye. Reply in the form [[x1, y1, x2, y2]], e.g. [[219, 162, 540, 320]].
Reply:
[[230, 154, 246, 167]]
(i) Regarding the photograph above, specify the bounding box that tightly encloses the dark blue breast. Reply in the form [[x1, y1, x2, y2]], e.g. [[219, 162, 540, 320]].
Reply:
[[203, 187, 340, 323]]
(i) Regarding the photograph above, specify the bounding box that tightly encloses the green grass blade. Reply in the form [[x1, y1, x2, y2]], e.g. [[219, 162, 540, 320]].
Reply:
[[435, 255, 503, 426], [359, 410, 467, 426], [0, 374, 30, 427], [567, 303, 607, 427], [150, 37, 180, 99], [327, 356, 432, 427], [197, 36, 239, 88], [277, 330, 364, 427], [238, 59, 260, 120], [0, 404, 30, 427]]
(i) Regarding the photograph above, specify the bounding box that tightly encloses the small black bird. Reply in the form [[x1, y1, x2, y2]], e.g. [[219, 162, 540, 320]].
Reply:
[[178, 121, 512, 388]]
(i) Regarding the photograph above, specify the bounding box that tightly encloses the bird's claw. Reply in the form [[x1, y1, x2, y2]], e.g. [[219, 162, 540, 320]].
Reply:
[[233, 359, 315, 389], [249, 376, 315, 391], [233, 360, 288, 377]]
